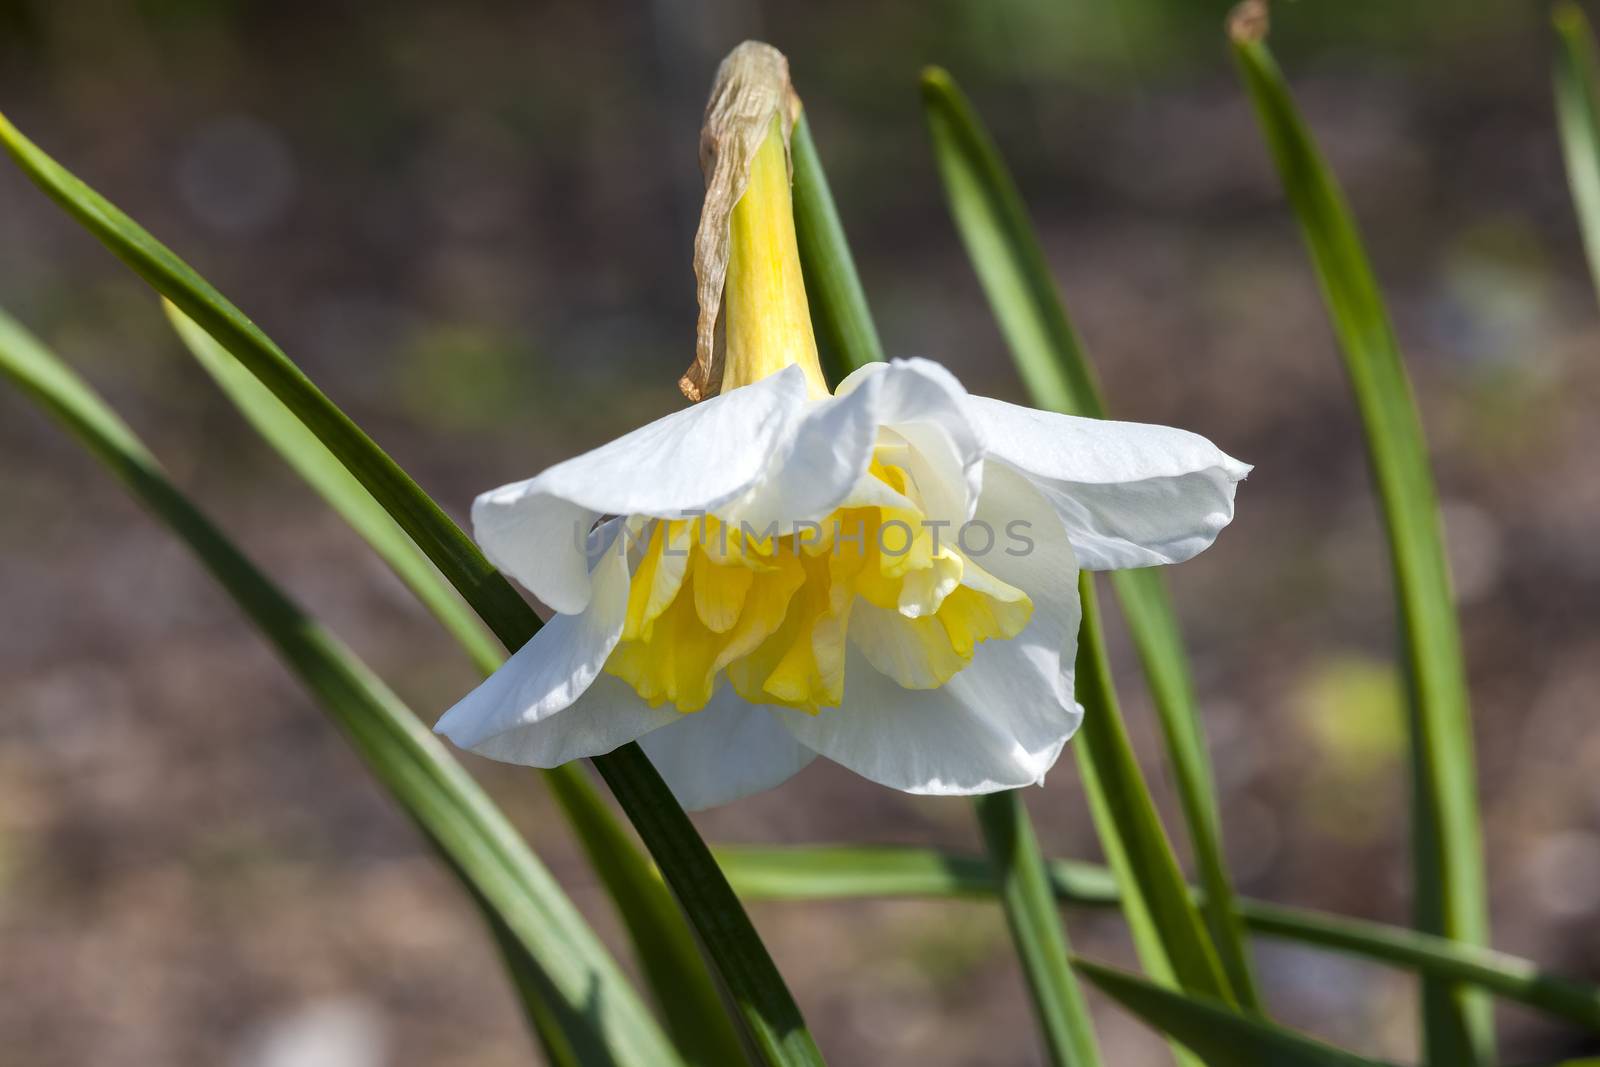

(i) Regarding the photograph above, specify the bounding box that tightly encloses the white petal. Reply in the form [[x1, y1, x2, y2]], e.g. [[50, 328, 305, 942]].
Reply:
[[964, 394, 1250, 571], [459, 673, 681, 767], [637, 691, 817, 810], [838, 359, 984, 525], [719, 371, 883, 532], [723, 358, 983, 536], [436, 535, 632, 750], [777, 464, 1082, 794], [473, 365, 811, 614]]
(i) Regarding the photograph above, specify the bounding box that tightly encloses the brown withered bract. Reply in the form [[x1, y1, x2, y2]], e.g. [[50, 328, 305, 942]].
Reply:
[[682, 41, 803, 403], [1227, 0, 1270, 45]]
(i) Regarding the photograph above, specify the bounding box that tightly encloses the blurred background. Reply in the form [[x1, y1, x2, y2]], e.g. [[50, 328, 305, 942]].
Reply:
[[2, 1, 1597, 1064]]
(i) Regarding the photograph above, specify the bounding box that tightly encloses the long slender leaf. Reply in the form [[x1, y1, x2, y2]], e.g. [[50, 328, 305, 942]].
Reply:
[[791, 108, 1099, 1065], [790, 111, 889, 379], [484, 906, 609, 1067], [1071, 696, 1202, 1067], [1553, 2, 1600, 303], [543, 766, 751, 1067], [713, 844, 1600, 1032], [592, 752, 825, 1066], [163, 302, 747, 1067], [974, 791, 1103, 1067], [163, 301, 505, 675], [718, 845, 1005, 900], [919, 68, 1100, 416], [0, 110, 530, 645], [1075, 960, 1393, 1067], [791, 112, 884, 381], [0, 110, 822, 1067], [1073, 578, 1235, 1009], [0, 307, 681, 1067], [1231, 27, 1493, 1065], [1238, 903, 1600, 1035], [920, 65, 1261, 1011]]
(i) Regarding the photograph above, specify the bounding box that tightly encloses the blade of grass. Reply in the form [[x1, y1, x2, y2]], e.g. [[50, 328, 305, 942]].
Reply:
[[792, 106, 1101, 1066], [791, 112, 884, 381], [920, 65, 1261, 1011], [715, 843, 1600, 1032], [0, 307, 681, 1067], [163, 302, 747, 1067], [975, 791, 1104, 1067], [1553, 2, 1600, 302], [1230, 18, 1493, 1064], [1075, 960, 1393, 1067], [0, 111, 821, 1067]]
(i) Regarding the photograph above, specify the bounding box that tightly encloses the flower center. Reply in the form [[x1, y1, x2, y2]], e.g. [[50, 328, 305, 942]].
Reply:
[[603, 446, 1033, 713]]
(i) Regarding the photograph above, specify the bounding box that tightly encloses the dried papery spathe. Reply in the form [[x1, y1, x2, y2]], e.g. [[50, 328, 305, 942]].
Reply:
[[683, 41, 806, 402]]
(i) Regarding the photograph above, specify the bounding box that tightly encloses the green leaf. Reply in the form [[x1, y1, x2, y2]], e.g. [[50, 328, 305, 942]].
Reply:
[[791, 112, 884, 381], [594, 746, 823, 1066], [0, 110, 532, 651], [1237, 902, 1600, 1035], [0, 307, 682, 1067], [543, 766, 750, 1067], [919, 67, 1100, 416], [1074, 960, 1393, 1067], [793, 103, 1099, 1066], [974, 791, 1104, 1067], [1231, 29, 1493, 1065], [1553, 2, 1600, 304], [1108, 566, 1252, 995], [0, 110, 821, 1067], [163, 300, 505, 675], [162, 302, 747, 1067], [717, 844, 1005, 900], [715, 844, 1600, 1032], [485, 908, 619, 1067], [1072, 578, 1236, 1009], [920, 65, 1260, 1012]]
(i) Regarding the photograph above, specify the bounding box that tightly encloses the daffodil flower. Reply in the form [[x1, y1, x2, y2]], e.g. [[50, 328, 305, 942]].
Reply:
[[437, 42, 1248, 808]]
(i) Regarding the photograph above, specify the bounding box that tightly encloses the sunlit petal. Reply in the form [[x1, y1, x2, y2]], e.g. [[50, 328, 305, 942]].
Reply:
[[473, 364, 810, 614], [435, 537, 682, 762], [963, 394, 1249, 570]]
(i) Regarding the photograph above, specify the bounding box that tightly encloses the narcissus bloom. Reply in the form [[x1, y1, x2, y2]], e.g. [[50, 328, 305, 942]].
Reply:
[[436, 42, 1248, 808], [439, 357, 1247, 808]]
